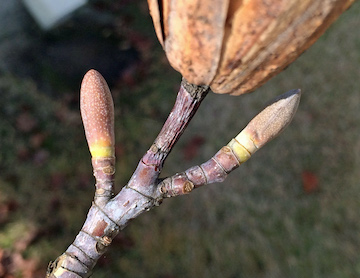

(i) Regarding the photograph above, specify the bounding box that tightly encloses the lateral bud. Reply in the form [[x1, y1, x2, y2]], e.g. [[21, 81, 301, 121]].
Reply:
[[159, 173, 194, 197]]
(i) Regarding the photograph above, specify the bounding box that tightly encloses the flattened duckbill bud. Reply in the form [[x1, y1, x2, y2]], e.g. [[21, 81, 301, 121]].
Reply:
[[228, 89, 301, 162], [80, 69, 115, 158], [242, 89, 301, 149]]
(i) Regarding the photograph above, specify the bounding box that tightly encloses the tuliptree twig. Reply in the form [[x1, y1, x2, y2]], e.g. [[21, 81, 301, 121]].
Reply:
[[158, 89, 301, 197], [46, 70, 300, 278]]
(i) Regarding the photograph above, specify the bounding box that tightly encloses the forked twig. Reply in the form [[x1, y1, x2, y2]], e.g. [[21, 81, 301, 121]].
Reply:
[[46, 70, 300, 277]]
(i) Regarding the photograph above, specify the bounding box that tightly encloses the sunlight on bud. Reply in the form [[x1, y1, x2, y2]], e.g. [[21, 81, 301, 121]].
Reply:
[[228, 89, 301, 162]]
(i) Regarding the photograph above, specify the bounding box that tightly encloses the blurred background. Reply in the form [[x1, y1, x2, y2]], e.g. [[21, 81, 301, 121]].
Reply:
[[0, 0, 359, 277]]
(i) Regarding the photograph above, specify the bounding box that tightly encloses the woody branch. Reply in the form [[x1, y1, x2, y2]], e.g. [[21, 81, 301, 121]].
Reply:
[[46, 70, 300, 278], [46, 71, 209, 277]]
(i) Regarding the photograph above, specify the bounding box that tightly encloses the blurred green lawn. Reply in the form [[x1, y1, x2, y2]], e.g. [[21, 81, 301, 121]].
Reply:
[[1, 1, 360, 277]]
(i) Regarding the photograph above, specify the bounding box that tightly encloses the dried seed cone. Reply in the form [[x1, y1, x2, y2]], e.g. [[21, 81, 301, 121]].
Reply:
[[148, 0, 355, 95], [80, 69, 115, 158]]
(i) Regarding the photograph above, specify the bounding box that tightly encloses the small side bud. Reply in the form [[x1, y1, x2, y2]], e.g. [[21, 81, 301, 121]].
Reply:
[[80, 69, 115, 158]]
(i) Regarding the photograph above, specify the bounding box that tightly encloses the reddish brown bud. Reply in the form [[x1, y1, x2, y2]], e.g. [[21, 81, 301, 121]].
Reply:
[[80, 69, 115, 158]]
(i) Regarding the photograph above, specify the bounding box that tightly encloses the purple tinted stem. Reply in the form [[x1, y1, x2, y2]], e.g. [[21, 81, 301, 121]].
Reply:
[[47, 79, 209, 277], [125, 78, 209, 196], [159, 146, 241, 197]]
